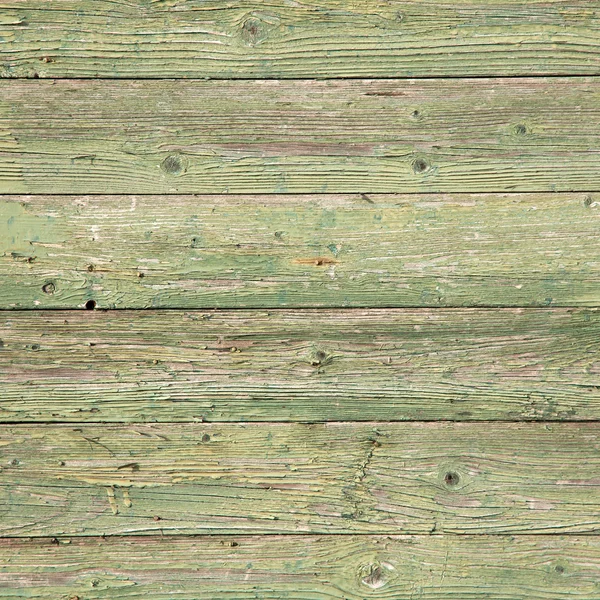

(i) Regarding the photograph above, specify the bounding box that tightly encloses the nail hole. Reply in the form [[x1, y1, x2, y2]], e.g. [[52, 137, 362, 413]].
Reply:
[[201, 434, 211, 443], [412, 110, 420, 118], [30, 344, 40, 351], [555, 565, 565, 574], [444, 471, 460, 486], [87, 264, 95, 272], [412, 158, 429, 174], [42, 282, 56, 295], [584, 195, 593, 207], [85, 300, 97, 310]]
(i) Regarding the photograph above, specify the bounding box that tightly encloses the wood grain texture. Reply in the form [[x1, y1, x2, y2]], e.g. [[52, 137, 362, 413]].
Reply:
[[2, 79, 600, 194], [2, 193, 600, 308], [2, 308, 600, 423], [1, 535, 599, 599], [0, 422, 599, 536], [2, 0, 600, 79]]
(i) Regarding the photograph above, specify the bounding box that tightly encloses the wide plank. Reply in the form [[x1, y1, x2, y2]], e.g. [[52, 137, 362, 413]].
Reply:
[[1, 309, 600, 423], [1, 193, 600, 308], [0, 423, 599, 535], [1, 535, 599, 599], [2, 1, 600, 79], [2, 79, 600, 194]]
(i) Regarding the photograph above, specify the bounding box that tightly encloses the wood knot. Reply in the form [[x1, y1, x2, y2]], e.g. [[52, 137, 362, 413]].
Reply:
[[241, 17, 267, 45], [444, 471, 460, 487], [161, 154, 185, 175], [42, 282, 56, 294], [310, 349, 329, 367], [359, 561, 393, 590], [514, 123, 528, 136], [412, 157, 430, 174]]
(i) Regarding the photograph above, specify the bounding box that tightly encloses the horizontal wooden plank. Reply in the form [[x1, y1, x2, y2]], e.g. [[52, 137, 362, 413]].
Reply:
[[1, 308, 600, 423], [2, 1, 600, 79], [1, 536, 599, 599], [2, 193, 600, 308], [2, 79, 600, 194], [0, 423, 599, 536]]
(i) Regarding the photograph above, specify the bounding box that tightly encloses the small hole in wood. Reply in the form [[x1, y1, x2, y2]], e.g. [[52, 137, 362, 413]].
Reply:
[[85, 300, 97, 310], [42, 282, 56, 294]]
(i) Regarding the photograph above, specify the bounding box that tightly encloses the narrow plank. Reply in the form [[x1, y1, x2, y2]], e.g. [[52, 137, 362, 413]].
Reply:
[[1, 536, 599, 599], [2, 1, 600, 79], [0, 423, 599, 536], [2, 309, 600, 423], [2, 193, 600, 308], [2, 79, 600, 194]]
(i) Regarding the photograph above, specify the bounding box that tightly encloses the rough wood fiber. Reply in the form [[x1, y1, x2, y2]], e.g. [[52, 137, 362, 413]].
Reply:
[[2, 0, 600, 79], [2, 309, 600, 423], [3, 79, 600, 194], [1, 193, 600, 308], [0, 536, 599, 599], [0, 423, 599, 536]]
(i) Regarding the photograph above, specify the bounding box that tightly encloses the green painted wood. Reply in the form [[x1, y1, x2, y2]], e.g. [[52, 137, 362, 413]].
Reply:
[[0, 535, 598, 599], [1, 308, 599, 423], [0, 422, 599, 536], [2, 79, 600, 194], [2, 1, 600, 79], [2, 193, 600, 308]]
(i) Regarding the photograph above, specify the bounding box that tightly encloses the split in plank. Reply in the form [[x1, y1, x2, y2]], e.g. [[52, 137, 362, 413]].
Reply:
[[3, 78, 600, 194], [0, 422, 599, 535], [0, 535, 599, 599], [2, 0, 600, 79], [1, 193, 600, 308], [1, 308, 600, 422]]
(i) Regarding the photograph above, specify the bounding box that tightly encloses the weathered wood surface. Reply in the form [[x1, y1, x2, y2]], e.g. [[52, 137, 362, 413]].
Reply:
[[2, 193, 600, 308], [3, 79, 600, 195], [0, 423, 599, 536], [2, 0, 600, 80], [1, 535, 599, 599], [2, 309, 599, 423]]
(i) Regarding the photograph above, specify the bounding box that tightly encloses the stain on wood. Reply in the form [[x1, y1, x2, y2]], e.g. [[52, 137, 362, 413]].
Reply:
[[2, 0, 600, 79], [1, 193, 599, 308], [1, 535, 599, 599], [0, 423, 599, 536], [1, 308, 599, 422], [2, 79, 600, 194]]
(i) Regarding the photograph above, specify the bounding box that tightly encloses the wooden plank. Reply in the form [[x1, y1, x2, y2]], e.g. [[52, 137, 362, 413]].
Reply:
[[1, 308, 600, 423], [2, 1, 600, 79], [2, 79, 600, 194], [1, 536, 599, 599], [2, 193, 600, 308], [0, 423, 599, 536]]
